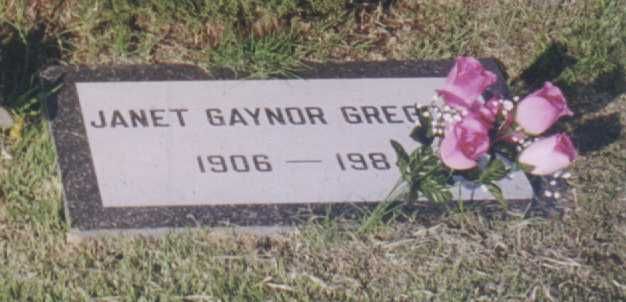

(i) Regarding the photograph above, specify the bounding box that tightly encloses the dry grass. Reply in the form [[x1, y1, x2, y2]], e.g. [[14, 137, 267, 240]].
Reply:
[[0, 0, 625, 300]]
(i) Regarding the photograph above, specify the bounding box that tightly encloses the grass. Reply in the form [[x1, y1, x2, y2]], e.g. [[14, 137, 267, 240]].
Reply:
[[0, 0, 625, 300]]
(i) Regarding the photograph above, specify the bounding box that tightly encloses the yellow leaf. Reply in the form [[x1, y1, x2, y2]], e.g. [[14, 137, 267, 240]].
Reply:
[[9, 116, 24, 143]]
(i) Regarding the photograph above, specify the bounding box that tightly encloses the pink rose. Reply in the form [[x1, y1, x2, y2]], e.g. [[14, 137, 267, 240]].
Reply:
[[473, 97, 505, 124], [515, 82, 573, 135], [436, 56, 497, 110], [518, 133, 577, 175], [440, 114, 491, 170]]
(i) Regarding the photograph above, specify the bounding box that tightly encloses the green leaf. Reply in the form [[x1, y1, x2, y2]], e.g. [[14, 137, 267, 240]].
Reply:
[[419, 177, 453, 203], [411, 146, 433, 165], [410, 106, 434, 146], [390, 140, 411, 181], [479, 159, 509, 184], [484, 182, 508, 210], [390, 140, 409, 163], [410, 125, 434, 146], [408, 181, 419, 202], [409, 148, 423, 168], [390, 140, 454, 204], [518, 162, 535, 174]]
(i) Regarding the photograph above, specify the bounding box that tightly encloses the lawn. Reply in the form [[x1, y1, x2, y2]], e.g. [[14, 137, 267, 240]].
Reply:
[[0, 0, 625, 300]]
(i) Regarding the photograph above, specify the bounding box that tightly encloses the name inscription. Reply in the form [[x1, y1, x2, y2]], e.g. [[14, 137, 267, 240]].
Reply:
[[88, 105, 421, 128]]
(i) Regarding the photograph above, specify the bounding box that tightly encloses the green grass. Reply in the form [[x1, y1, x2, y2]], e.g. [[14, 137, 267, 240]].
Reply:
[[1, 0, 625, 300]]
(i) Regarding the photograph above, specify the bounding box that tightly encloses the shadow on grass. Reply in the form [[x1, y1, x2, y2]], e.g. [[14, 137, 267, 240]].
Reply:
[[0, 23, 64, 111], [513, 41, 625, 111], [572, 113, 623, 154], [512, 42, 578, 91], [511, 41, 625, 155], [0, 22, 69, 226]]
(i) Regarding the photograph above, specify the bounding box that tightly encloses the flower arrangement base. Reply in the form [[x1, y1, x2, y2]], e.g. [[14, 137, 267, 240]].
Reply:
[[386, 169, 569, 220]]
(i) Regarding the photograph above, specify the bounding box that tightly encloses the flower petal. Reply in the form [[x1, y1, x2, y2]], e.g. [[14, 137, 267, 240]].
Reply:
[[440, 127, 478, 170], [515, 96, 560, 134], [519, 134, 576, 175]]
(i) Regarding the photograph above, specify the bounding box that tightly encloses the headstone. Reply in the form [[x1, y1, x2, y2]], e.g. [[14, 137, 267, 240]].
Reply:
[[46, 60, 535, 236]]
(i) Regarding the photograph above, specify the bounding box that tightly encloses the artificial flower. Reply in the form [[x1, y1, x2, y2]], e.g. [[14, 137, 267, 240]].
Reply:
[[515, 82, 573, 135], [436, 56, 497, 110], [518, 133, 577, 175], [440, 114, 491, 170]]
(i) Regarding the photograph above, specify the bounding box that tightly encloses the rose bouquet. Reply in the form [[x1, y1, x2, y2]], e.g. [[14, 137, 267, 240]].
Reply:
[[390, 57, 576, 205]]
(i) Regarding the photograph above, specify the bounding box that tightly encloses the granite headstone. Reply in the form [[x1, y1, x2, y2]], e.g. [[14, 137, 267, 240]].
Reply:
[[46, 60, 535, 236]]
